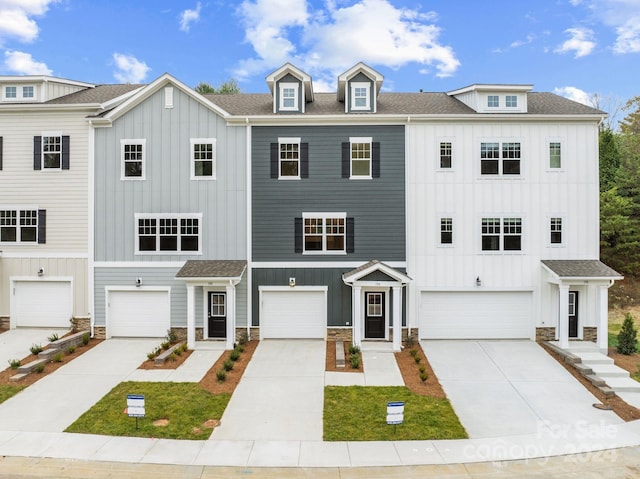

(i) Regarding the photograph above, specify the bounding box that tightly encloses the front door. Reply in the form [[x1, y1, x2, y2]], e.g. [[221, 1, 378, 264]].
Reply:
[[208, 292, 226, 339], [365, 292, 385, 339], [568, 291, 578, 338]]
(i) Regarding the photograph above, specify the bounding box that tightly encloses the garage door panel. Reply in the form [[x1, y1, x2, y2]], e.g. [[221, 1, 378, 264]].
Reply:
[[420, 292, 531, 339], [261, 290, 325, 339], [108, 290, 170, 338], [15, 281, 72, 328]]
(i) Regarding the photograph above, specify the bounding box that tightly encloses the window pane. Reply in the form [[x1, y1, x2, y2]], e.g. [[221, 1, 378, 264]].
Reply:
[[1, 227, 16, 242], [481, 160, 499, 174], [20, 227, 36, 242], [506, 95, 517, 107], [326, 217, 345, 251], [305, 236, 323, 251], [550, 143, 561, 168], [440, 142, 452, 168], [125, 162, 142, 177], [139, 236, 156, 251], [159, 236, 178, 251], [352, 159, 370, 176], [551, 217, 562, 244], [195, 160, 213, 176], [482, 236, 500, 251], [488, 95, 499, 107], [280, 160, 299, 176], [23, 86, 34, 98], [44, 153, 61, 169], [504, 236, 522, 250], [440, 218, 453, 244], [181, 236, 198, 251], [503, 160, 520, 174]]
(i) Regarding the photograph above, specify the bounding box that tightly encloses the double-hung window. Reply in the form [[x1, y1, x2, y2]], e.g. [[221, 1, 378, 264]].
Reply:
[[191, 138, 216, 179], [480, 141, 521, 175], [481, 217, 522, 251], [121, 139, 146, 179], [440, 218, 453, 245], [279, 83, 299, 111], [440, 142, 452, 169], [0, 208, 44, 243], [136, 214, 201, 254], [43, 135, 62, 169], [350, 137, 372, 178], [550, 217, 562, 244], [351, 82, 370, 110], [296, 212, 351, 254], [279, 138, 300, 178], [549, 142, 562, 169]]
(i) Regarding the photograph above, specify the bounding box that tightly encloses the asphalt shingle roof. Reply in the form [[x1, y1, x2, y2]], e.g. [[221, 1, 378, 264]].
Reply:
[[542, 260, 622, 278], [45, 84, 144, 104], [175, 260, 247, 279]]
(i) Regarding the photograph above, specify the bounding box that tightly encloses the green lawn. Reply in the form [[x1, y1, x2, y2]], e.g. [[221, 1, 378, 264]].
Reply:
[[324, 386, 467, 441], [65, 382, 230, 440], [0, 385, 24, 404]]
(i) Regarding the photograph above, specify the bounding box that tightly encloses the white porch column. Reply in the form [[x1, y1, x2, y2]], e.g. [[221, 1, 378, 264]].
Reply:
[[598, 284, 609, 352], [226, 284, 236, 350], [353, 286, 361, 347], [186, 284, 196, 350], [392, 286, 402, 352], [558, 283, 570, 349]]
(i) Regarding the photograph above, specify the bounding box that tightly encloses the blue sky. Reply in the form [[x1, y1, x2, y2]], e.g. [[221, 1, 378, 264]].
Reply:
[[0, 0, 638, 120]]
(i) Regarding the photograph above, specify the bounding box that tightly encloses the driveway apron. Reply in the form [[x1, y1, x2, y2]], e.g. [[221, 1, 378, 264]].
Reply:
[[211, 339, 325, 441], [0, 338, 157, 432], [422, 340, 622, 439], [0, 328, 68, 368]]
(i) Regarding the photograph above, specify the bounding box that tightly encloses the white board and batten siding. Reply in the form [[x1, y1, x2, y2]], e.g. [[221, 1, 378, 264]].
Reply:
[[419, 291, 532, 339], [106, 287, 170, 338], [259, 286, 327, 339]]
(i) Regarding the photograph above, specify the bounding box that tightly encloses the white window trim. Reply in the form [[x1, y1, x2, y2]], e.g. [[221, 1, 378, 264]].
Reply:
[[278, 82, 299, 111], [41, 131, 63, 171], [437, 138, 454, 171], [278, 137, 301, 180], [350, 82, 371, 111], [478, 139, 524, 178], [0, 206, 39, 245], [478, 215, 525, 254], [134, 213, 203, 255], [190, 138, 216, 181], [3, 85, 37, 101], [547, 139, 564, 171], [350, 136, 372, 180], [302, 212, 347, 255], [548, 214, 566, 247], [438, 215, 455, 247], [121, 139, 146, 181]]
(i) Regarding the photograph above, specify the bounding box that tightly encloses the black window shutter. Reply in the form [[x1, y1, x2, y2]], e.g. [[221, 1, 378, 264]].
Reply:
[[270, 143, 278, 178], [346, 217, 355, 253], [300, 142, 309, 178], [341, 142, 350, 178], [0, 136, 3, 170], [294, 217, 303, 253], [372, 142, 380, 178], [61, 135, 70, 170], [37, 209, 46, 244], [33, 136, 42, 170]]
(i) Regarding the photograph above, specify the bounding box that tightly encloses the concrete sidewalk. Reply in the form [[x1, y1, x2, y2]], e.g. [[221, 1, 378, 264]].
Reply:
[[0, 328, 68, 368], [325, 341, 404, 386]]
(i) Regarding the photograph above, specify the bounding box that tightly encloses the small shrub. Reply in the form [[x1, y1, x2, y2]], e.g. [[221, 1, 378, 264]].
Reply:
[[223, 359, 234, 371], [47, 333, 59, 342], [348, 344, 360, 355], [174, 346, 182, 356], [419, 365, 426, 374], [82, 333, 90, 345], [66, 345, 76, 354], [166, 328, 178, 344], [8, 359, 20, 370], [419, 371, 429, 382], [35, 363, 45, 374], [237, 331, 248, 346], [414, 355, 421, 364], [161, 341, 171, 351], [168, 352, 177, 362], [30, 344, 43, 355], [409, 349, 418, 358], [52, 352, 64, 363], [216, 369, 227, 382], [229, 349, 241, 361], [147, 352, 156, 360], [618, 312, 638, 355], [235, 344, 245, 353], [349, 354, 361, 369]]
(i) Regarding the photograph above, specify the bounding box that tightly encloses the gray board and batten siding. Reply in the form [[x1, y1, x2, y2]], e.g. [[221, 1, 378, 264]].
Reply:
[[93, 85, 247, 262], [251, 125, 405, 262]]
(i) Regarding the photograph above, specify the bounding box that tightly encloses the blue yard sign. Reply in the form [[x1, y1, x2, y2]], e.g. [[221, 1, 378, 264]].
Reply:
[[387, 401, 404, 425]]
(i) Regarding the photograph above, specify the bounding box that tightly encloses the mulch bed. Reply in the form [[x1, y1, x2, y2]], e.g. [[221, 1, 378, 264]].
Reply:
[[325, 341, 365, 372], [138, 348, 193, 369], [395, 342, 447, 398], [541, 343, 640, 421], [200, 341, 258, 395], [0, 336, 102, 387]]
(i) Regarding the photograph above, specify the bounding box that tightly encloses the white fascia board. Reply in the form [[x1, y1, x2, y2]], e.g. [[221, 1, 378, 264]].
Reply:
[[448, 84, 534, 96], [0, 76, 94, 88]]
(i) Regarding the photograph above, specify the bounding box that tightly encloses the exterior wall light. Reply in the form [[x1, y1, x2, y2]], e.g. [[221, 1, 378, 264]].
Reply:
[[476, 276, 482, 287], [135, 277, 143, 287], [289, 277, 296, 287]]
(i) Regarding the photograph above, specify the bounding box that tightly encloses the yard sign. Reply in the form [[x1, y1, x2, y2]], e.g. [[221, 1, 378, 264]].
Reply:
[[387, 401, 404, 425], [127, 394, 145, 417]]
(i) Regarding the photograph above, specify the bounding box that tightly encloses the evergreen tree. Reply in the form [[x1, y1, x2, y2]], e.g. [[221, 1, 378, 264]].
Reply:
[[194, 79, 240, 95], [617, 312, 638, 355]]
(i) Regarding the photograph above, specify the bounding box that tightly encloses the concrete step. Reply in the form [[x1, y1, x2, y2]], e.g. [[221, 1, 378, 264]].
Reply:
[[360, 341, 394, 352], [9, 373, 28, 382], [604, 377, 640, 392], [16, 358, 48, 374], [598, 386, 616, 396], [566, 342, 601, 352], [575, 352, 614, 365], [38, 348, 60, 360], [574, 363, 593, 375], [585, 375, 606, 387], [589, 364, 631, 379]]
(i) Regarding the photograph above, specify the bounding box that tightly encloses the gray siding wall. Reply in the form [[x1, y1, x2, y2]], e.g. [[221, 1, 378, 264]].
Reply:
[[252, 125, 405, 261], [94, 267, 247, 327], [94, 86, 247, 262]]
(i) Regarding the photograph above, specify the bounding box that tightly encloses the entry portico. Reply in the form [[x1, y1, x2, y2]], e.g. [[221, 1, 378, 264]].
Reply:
[[542, 260, 622, 352]]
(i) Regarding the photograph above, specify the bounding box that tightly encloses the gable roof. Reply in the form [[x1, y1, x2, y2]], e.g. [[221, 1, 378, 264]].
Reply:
[[266, 63, 314, 102], [343, 260, 411, 284], [45, 84, 144, 105], [337, 62, 384, 102]]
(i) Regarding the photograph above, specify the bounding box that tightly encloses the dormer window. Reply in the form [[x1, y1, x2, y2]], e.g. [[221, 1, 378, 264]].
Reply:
[[279, 83, 299, 111], [506, 95, 517, 107], [23, 86, 34, 98], [5, 86, 16, 99], [351, 82, 370, 111], [3, 85, 37, 101], [487, 95, 499, 108]]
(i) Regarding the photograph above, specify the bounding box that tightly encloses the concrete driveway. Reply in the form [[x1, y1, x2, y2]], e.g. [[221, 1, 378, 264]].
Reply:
[[0, 338, 157, 432], [422, 340, 623, 438], [0, 328, 69, 368], [211, 339, 325, 441]]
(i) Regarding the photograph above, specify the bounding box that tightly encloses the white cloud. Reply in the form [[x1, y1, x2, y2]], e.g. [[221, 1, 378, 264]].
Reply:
[[555, 27, 596, 57], [613, 18, 640, 53], [234, 0, 459, 85], [554, 86, 593, 106], [3, 50, 51, 74], [112, 53, 150, 83], [179, 2, 202, 32], [0, 0, 58, 43]]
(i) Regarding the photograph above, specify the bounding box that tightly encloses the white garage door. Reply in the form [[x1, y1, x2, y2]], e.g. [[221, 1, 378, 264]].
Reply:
[[14, 281, 72, 328], [108, 290, 170, 338], [261, 289, 326, 339], [420, 291, 532, 339]]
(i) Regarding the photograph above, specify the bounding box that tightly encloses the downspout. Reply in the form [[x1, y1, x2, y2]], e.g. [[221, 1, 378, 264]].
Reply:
[[246, 119, 252, 341]]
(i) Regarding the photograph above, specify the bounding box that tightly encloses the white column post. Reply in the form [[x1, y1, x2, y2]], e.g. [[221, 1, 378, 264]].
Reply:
[[392, 286, 402, 352], [353, 286, 361, 347], [558, 283, 570, 349], [226, 284, 236, 350], [186, 284, 195, 350], [598, 284, 609, 352]]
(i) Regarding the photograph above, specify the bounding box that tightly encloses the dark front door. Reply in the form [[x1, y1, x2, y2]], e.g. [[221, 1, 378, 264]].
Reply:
[[208, 292, 226, 339], [568, 291, 578, 338], [365, 292, 385, 339]]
